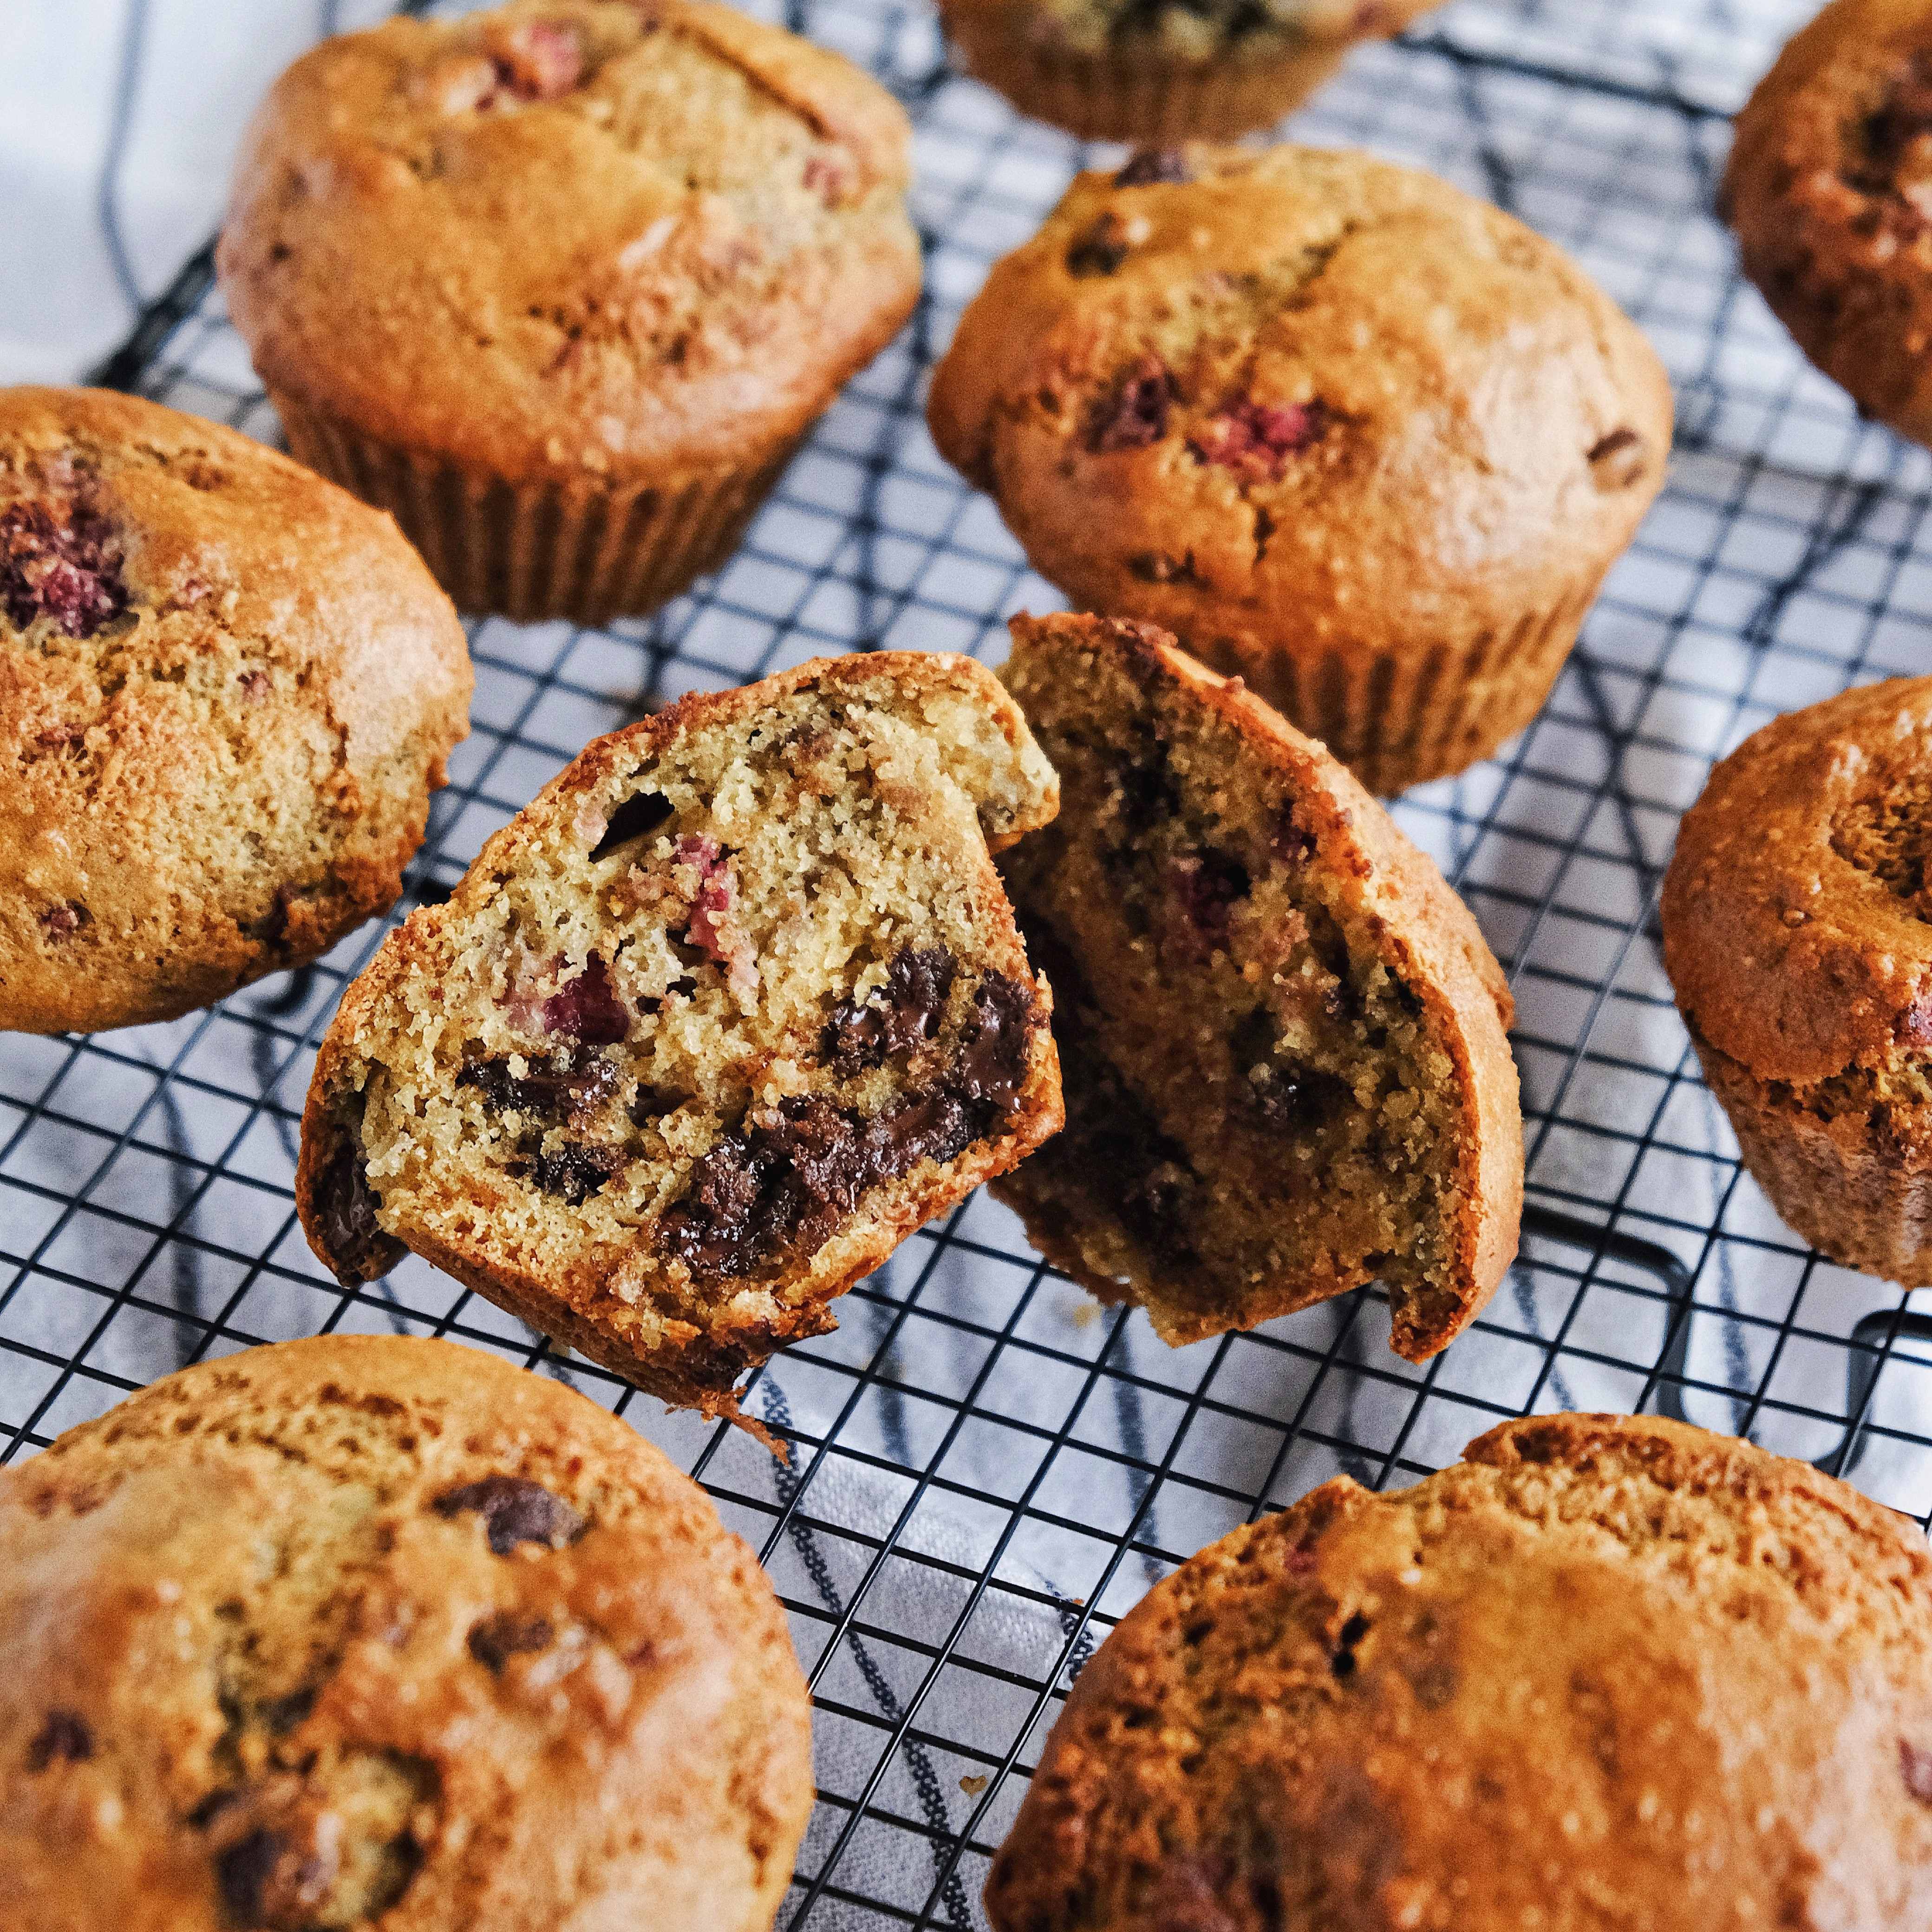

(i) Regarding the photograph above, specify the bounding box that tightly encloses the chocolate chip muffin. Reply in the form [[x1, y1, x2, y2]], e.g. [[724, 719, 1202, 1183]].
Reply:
[[987, 1411, 1932, 1932], [297, 653, 1062, 1439], [1661, 677, 1932, 1283], [0, 386, 470, 1035], [1724, 0, 1932, 448], [0, 1334, 813, 1932], [940, 0, 1438, 142], [218, 0, 920, 623], [928, 144, 1674, 795], [992, 614, 1520, 1360]]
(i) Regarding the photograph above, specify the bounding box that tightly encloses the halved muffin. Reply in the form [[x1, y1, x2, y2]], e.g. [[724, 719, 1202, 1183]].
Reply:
[[297, 653, 1061, 1436], [992, 613, 1521, 1358]]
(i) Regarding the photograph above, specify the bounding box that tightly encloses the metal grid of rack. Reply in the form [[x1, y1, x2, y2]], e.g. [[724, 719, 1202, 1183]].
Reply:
[[4, 0, 1930, 1925]]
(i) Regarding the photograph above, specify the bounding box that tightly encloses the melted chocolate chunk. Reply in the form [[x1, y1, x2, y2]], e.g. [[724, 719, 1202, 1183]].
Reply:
[[589, 790, 673, 861], [0, 500, 127, 638], [313, 1130, 405, 1285], [510, 1140, 623, 1205], [629, 1083, 686, 1127], [435, 1475, 583, 1555], [468, 1611, 555, 1672], [1115, 148, 1191, 186], [25, 1710, 91, 1771], [216, 1827, 336, 1930], [1066, 212, 1131, 277], [540, 955, 629, 1045], [1168, 850, 1251, 959], [1857, 52, 1932, 189], [1087, 356, 1175, 455], [824, 946, 959, 1076], [458, 1046, 617, 1123], [661, 973, 1038, 1279]]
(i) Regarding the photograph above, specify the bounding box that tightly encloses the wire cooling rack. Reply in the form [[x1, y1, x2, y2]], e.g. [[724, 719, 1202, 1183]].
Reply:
[[7, 0, 1932, 1924]]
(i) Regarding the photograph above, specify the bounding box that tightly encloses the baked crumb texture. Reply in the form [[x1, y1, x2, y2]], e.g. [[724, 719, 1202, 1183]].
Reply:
[[0, 1335, 813, 1932], [985, 1412, 1932, 1932], [1662, 675, 1932, 1283], [992, 614, 1521, 1360], [0, 385, 470, 1035], [297, 653, 1062, 1437], [1725, 0, 1932, 449]]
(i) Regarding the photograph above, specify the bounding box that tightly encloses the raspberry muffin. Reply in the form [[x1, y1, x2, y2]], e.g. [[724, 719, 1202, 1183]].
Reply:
[[1661, 677, 1932, 1283], [928, 144, 1673, 794], [1725, 0, 1932, 448], [218, 0, 920, 623], [993, 614, 1521, 1360], [297, 653, 1061, 1438], [940, 0, 1440, 142], [0, 1334, 813, 1932], [0, 386, 469, 1035], [988, 1412, 1932, 1932]]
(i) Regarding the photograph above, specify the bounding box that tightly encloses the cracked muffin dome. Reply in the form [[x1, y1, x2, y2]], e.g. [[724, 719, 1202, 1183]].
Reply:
[[0, 385, 470, 1036], [986, 1412, 1932, 1932], [938, 0, 1441, 142], [992, 614, 1520, 1360], [297, 652, 1061, 1439], [217, 0, 920, 622], [0, 1334, 813, 1932], [928, 144, 1673, 794], [1661, 677, 1932, 1283], [1724, 0, 1932, 449]]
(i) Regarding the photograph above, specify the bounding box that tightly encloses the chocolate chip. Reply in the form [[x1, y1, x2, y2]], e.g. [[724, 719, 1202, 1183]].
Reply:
[[1856, 52, 1932, 187], [1066, 212, 1130, 278], [628, 1083, 686, 1127], [1904, 1740, 1932, 1805], [1330, 1611, 1371, 1680], [541, 955, 628, 1045], [259, 1689, 315, 1735], [313, 1129, 405, 1285], [1087, 356, 1175, 455], [0, 500, 127, 638], [25, 1710, 91, 1771], [1245, 1060, 1350, 1132], [458, 1046, 618, 1123], [589, 790, 672, 861], [435, 1475, 584, 1554], [467, 1610, 555, 1671], [216, 1827, 337, 1929], [510, 1139, 623, 1204], [1167, 850, 1250, 959], [1114, 148, 1191, 186], [1586, 426, 1647, 490], [824, 946, 959, 1076]]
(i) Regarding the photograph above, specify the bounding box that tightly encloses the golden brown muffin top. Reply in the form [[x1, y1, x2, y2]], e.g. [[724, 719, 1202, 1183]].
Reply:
[[1661, 677, 1932, 1090], [0, 385, 470, 1034], [218, 0, 920, 483], [0, 1335, 813, 1932], [986, 1412, 1932, 1932], [927, 144, 1672, 666]]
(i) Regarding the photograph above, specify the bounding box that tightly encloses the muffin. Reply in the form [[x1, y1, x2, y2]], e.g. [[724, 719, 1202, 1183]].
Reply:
[[1660, 677, 1932, 1283], [0, 1334, 813, 1932], [1724, 0, 1932, 448], [217, 0, 920, 624], [927, 144, 1674, 794], [297, 652, 1062, 1439], [0, 385, 470, 1035], [992, 614, 1521, 1360], [940, 0, 1439, 143], [987, 1412, 1932, 1932]]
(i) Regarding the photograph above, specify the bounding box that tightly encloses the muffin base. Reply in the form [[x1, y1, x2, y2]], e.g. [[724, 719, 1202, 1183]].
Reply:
[[272, 390, 802, 626], [1188, 577, 1598, 795], [939, 4, 1352, 140], [1692, 1027, 1932, 1286]]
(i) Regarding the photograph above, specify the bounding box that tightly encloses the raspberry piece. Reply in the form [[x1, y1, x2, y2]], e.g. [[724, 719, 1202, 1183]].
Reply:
[[541, 954, 629, 1044], [1188, 398, 1330, 480], [0, 501, 126, 638], [675, 835, 758, 999]]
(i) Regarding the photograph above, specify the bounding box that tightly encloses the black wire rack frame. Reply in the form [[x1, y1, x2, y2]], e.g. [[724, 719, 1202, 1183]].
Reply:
[[7, 0, 1932, 1927]]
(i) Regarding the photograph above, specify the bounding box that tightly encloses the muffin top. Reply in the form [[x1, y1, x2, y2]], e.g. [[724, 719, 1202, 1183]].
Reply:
[[973, 0, 1436, 66], [0, 1335, 813, 1932], [218, 0, 920, 483], [927, 144, 1672, 663], [986, 1412, 1932, 1932], [0, 385, 470, 1034], [1662, 678, 1932, 1091]]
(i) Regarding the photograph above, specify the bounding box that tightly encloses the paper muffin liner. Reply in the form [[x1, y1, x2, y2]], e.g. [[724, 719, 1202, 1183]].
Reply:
[[1193, 578, 1598, 796], [1691, 1032, 1932, 1289], [270, 389, 801, 626], [940, 2, 1353, 140]]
